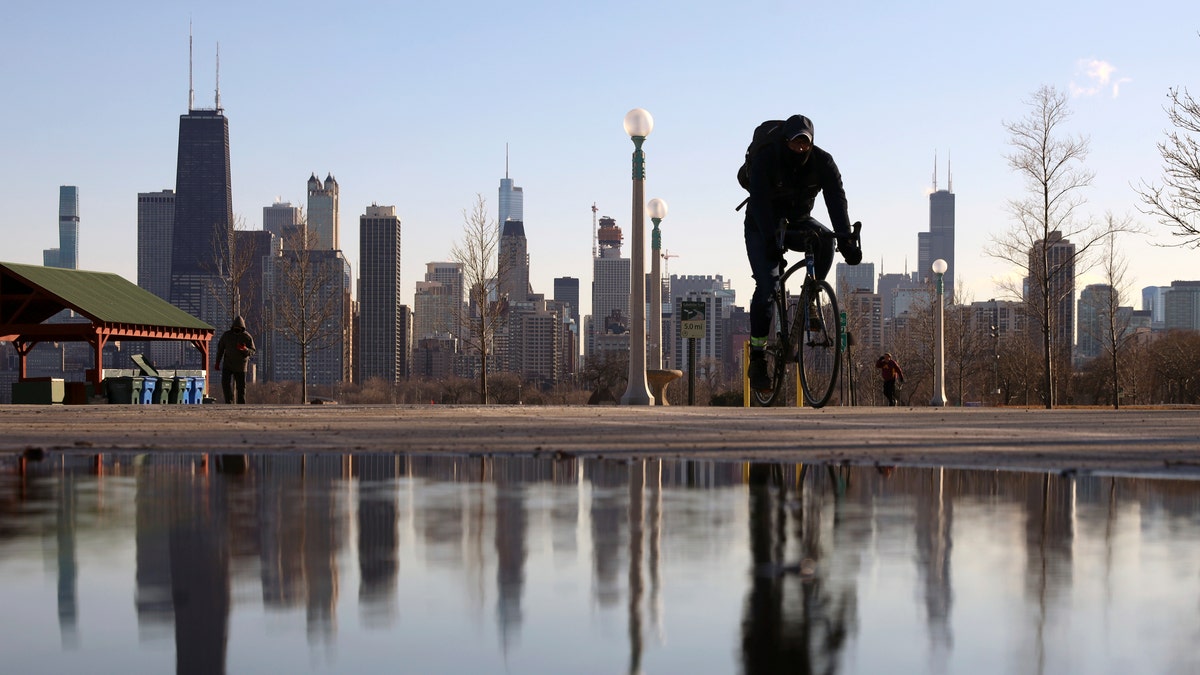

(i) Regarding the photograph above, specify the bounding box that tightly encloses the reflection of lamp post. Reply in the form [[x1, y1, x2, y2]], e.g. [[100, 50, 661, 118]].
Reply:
[[621, 108, 654, 406], [647, 198, 667, 369], [931, 258, 948, 407]]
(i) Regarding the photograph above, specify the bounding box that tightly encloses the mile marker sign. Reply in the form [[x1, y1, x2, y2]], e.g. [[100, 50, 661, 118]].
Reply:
[[681, 301, 706, 339]]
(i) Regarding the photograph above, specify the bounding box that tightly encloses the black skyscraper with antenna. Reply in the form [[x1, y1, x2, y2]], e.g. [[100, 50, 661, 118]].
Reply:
[[170, 34, 232, 329]]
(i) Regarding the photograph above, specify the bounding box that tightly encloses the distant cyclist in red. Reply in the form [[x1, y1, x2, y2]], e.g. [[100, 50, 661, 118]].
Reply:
[[875, 353, 905, 407]]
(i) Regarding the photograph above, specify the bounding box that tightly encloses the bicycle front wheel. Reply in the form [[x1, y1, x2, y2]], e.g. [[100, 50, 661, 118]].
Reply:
[[795, 279, 842, 408], [750, 288, 792, 407]]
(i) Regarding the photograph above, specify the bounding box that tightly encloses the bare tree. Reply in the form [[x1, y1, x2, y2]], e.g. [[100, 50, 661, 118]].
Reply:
[[268, 225, 349, 403], [1136, 81, 1200, 246], [987, 85, 1099, 408], [1084, 214, 1143, 408], [450, 195, 512, 404]]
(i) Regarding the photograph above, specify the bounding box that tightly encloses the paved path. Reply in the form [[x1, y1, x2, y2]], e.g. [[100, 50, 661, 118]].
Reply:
[[2, 405, 1198, 476]]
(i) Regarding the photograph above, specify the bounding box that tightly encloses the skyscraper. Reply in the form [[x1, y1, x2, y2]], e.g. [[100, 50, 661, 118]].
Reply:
[[498, 151, 523, 226], [358, 204, 403, 383], [44, 186, 80, 269], [918, 155, 955, 300], [263, 201, 303, 245], [1027, 230, 1076, 357], [307, 173, 340, 250], [553, 277, 580, 330], [1077, 283, 1115, 360], [499, 220, 530, 302], [137, 189, 177, 366], [413, 262, 464, 342], [137, 190, 176, 300], [171, 101, 232, 328], [588, 216, 629, 360]]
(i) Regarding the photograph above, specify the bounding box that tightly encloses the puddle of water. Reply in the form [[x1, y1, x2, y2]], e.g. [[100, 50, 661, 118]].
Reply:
[[0, 454, 1198, 674]]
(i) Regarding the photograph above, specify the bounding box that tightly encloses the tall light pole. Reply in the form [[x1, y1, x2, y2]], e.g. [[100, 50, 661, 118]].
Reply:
[[931, 258, 948, 407], [647, 197, 668, 369], [621, 108, 654, 405]]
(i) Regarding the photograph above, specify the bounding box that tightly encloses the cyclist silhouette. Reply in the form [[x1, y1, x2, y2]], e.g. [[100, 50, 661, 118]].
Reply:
[[742, 114, 861, 390]]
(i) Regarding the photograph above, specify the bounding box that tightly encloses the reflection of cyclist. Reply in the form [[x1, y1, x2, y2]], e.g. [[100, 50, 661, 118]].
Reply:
[[743, 115, 861, 391]]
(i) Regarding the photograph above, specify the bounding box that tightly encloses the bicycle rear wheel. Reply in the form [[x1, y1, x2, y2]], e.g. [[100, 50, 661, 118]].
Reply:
[[750, 290, 792, 406], [796, 279, 841, 408]]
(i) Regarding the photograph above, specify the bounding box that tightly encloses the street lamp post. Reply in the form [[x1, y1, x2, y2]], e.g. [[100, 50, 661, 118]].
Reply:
[[931, 258, 948, 407], [621, 108, 654, 406], [647, 198, 668, 369]]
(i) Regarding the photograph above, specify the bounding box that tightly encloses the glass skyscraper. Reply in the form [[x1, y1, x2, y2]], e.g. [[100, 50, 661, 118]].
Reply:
[[44, 186, 79, 269], [499, 175, 523, 226]]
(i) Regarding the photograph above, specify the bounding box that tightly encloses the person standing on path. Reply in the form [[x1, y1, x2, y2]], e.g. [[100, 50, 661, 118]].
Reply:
[[875, 352, 904, 407], [216, 316, 256, 404]]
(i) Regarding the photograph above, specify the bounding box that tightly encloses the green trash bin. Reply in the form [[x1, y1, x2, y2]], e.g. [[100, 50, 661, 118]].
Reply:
[[167, 377, 186, 404], [131, 376, 145, 404], [104, 376, 136, 404]]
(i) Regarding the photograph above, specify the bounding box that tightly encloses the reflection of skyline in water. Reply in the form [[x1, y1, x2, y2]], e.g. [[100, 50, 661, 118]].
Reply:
[[1, 454, 1199, 674]]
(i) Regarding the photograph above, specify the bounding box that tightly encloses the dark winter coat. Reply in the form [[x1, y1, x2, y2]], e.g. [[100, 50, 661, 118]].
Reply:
[[216, 317, 256, 373], [745, 116, 852, 245]]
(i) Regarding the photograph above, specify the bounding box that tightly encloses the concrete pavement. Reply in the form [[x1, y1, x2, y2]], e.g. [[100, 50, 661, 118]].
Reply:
[[2, 404, 1199, 477]]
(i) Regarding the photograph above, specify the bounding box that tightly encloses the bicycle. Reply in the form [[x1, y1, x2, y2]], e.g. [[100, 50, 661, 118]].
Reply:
[[751, 220, 862, 408]]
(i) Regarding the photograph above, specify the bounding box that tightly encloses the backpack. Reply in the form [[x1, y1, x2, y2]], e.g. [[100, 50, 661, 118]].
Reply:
[[736, 119, 785, 191]]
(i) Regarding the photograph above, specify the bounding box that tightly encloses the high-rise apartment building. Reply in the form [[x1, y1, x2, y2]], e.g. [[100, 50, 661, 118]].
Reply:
[[918, 158, 955, 300], [835, 262, 875, 296], [499, 220, 530, 303], [670, 290, 728, 372], [413, 262, 464, 342], [44, 186, 80, 269], [503, 298, 562, 387], [135, 189, 177, 366], [1163, 280, 1200, 331], [137, 190, 175, 300], [1077, 284, 1115, 360], [588, 216, 629, 361], [358, 204, 403, 383], [1027, 230, 1076, 357], [265, 248, 352, 387], [171, 105, 233, 331], [307, 173, 340, 250]]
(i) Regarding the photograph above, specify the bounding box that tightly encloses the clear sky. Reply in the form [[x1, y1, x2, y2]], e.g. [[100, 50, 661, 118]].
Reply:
[[3, 1, 1198, 325]]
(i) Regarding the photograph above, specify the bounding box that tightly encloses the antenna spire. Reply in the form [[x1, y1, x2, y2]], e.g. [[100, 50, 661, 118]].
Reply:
[[215, 42, 221, 111], [505, 143, 509, 179], [188, 22, 194, 110], [948, 151, 953, 192], [932, 150, 938, 192]]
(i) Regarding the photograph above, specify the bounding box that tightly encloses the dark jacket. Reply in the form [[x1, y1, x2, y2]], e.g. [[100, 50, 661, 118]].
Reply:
[[216, 317, 256, 373], [745, 116, 851, 244], [876, 356, 904, 382]]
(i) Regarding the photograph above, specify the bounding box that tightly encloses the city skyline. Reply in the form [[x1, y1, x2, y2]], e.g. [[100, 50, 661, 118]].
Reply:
[[3, 3, 1199, 328]]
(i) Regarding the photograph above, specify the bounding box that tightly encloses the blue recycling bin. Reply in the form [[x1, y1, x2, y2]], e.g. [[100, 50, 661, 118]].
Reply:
[[139, 377, 157, 404], [182, 376, 206, 404]]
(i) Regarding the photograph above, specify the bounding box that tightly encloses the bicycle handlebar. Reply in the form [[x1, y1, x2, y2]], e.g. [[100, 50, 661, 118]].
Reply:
[[776, 220, 862, 252]]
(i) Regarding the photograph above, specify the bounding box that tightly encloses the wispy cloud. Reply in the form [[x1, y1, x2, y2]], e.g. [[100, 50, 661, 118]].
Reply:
[[1069, 58, 1132, 98]]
